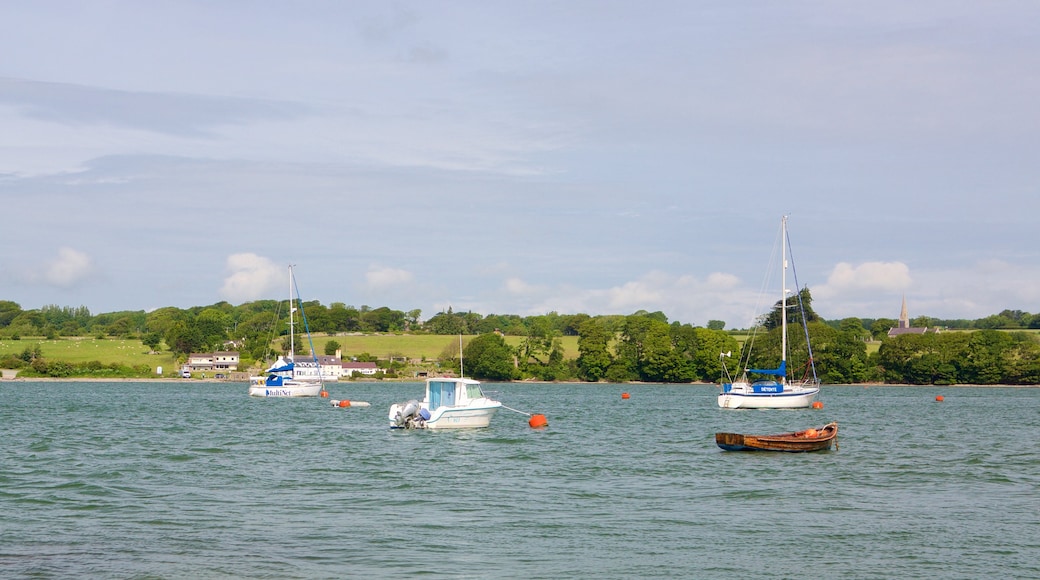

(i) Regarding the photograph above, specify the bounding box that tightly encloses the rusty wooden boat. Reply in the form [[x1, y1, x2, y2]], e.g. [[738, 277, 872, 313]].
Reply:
[[715, 421, 838, 452]]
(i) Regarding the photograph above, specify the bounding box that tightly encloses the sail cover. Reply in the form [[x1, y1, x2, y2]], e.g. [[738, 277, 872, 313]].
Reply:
[[748, 360, 786, 377]]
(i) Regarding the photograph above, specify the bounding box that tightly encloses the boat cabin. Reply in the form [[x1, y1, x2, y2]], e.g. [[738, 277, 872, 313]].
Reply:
[[426, 378, 487, 410]]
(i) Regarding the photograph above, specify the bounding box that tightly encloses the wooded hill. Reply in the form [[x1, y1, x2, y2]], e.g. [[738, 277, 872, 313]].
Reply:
[[1, 296, 1038, 384]]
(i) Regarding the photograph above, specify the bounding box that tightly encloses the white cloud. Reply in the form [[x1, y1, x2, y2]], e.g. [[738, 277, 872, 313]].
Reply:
[[493, 271, 758, 328], [504, 277, 544, 295], [814, 261, 912, 299], [365, 266, 414, 289], [42, 247, 94, 287], [219, 253, 282, 303]]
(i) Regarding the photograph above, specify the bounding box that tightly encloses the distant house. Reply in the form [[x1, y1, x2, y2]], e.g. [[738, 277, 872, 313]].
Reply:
[[887, 296, 932, 337], [187, 351, 240, 372], [342, 361, 379, 376], [292, 355, 345, 382]]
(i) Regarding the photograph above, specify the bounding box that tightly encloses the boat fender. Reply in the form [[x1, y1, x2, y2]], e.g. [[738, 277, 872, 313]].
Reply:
[[419, 408, 431, 421]]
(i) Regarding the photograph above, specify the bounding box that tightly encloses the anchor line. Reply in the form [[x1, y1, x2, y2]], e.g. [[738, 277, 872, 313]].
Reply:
[[500, 404, 532, 417]]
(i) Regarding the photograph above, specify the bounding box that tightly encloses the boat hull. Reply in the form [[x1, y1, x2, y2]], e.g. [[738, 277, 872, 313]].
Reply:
[[248, 381, 324, 397], [718, 386, 819, 409], [426, 405, 500, 429], [716, 422, 837, 452]]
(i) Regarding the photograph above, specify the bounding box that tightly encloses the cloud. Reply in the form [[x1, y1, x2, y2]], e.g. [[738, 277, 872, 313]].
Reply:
[[219, 254, 283, 303], [814, 261, 912, 299], [365, 266, 414, 289], [42, 247, 94, 287], [0, 78, 309, 137], [488, 270, 757, 328], [504, 277, 544, 295]]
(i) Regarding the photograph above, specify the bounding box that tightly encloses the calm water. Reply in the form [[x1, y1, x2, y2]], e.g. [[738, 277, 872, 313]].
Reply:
[[1, 381, 1038, 579]]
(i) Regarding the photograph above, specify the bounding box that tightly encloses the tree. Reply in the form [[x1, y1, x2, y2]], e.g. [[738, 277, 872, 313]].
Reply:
[[324, 340, 341, 356], [691, 328, 739, 381], [577, 318, 613, 381], [142, 332, 163, 352], [763, 287, 819, 331], [164, 321, 205, 357], [463, 333, 516, 380], [869, 318, 897, 340], [707, 320, 726, 331]]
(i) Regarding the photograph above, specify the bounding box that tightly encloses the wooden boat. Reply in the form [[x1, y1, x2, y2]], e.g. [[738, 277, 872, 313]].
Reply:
[[715, 422, 837, 452]]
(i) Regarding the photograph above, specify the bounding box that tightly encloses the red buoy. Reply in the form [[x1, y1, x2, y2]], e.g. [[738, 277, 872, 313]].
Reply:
[[528, 414, 548, 428], [338, 399, 351, 408], [621, 392, 630, 400], [812, 401, 823, 409], [320, 390, 329, 398], [935, 395, 944, 402]]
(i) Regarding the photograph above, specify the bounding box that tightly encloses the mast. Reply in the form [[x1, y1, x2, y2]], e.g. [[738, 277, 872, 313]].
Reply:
[[288, 264, 295, 364], [781, 216, 788, 385]]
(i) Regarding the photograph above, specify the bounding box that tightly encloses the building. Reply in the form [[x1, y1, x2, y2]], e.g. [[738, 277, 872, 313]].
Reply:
[[342, 361, 379, 376], [887, 296, 930, 337], [186, 351, 240, 373]]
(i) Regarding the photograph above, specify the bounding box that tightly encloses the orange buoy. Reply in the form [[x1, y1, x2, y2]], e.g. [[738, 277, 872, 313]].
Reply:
[[320, 390, 329, 398], [528, 414, 548, 428], [621, 392, 630, 399], [935, 395, 944, 402], [812, 401, 823, 409], [804, 428, 818, 438], [338, 399, 351, 408]]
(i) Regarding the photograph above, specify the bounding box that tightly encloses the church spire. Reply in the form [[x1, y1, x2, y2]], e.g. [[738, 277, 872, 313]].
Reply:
[[899, 294, 909, 329]]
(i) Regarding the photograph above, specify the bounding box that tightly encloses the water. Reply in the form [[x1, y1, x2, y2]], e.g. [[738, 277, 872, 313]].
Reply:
[[2, 381, 1038, 579]]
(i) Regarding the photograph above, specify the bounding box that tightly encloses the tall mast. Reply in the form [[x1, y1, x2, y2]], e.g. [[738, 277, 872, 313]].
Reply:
[[781, 216, 788, 384], [288, 264, 295, 363]]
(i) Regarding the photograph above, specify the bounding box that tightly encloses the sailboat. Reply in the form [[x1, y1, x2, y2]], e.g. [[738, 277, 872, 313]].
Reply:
[[718, 216, 821, 409], [248, 265, 326, 398]]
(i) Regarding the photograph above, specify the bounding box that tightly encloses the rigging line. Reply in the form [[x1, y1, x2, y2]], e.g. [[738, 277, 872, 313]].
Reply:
[[784, 226, 819, 384], [292, 268, 325, 385], [500, 404, 532, 417]]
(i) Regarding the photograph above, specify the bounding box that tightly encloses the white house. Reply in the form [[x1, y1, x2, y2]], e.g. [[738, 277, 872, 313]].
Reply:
[[342, 361, 379, 376]]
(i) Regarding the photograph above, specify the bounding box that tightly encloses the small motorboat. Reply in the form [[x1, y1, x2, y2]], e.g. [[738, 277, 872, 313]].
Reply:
[[388, 377, 501, 429], [715, 422, 838, 452]]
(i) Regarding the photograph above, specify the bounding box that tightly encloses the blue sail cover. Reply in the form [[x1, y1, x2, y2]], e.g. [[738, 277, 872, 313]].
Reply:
[[266, 362, 294, 373], [748, 360, 786, 377]]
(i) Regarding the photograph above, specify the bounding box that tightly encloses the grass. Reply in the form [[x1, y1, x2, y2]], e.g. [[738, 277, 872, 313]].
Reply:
[[311, 334, 581, 361], [0, 336, 179, 374], [0, 334, 583, 374]]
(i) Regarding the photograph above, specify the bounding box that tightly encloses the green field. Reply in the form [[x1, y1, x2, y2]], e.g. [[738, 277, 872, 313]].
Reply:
[[313, 334, 581, 361], [0, 337, 180, 373], [0, 334, 583, 372]]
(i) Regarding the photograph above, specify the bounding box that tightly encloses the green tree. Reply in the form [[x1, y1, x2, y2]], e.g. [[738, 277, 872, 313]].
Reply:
[[324, 340, 341, 356], [763, 287, 819, 331], [142, 332, 163, 352], [577, 318, 613, 381], [707, 320, 726, 331], [691, 328, 739, 381], [869, 318, 897, 340], [463, 333, 516, 380]]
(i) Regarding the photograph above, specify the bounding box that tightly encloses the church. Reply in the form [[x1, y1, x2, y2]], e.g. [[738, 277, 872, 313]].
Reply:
[[887, 295, 932, 337]]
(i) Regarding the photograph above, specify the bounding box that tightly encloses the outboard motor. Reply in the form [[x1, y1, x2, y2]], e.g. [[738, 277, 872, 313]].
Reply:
[[392, 400, 422, 428]]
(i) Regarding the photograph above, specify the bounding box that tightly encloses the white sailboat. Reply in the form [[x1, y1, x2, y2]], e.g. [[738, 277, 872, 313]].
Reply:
[[718, 216, 821, 409], [248, 265, 326, 398]]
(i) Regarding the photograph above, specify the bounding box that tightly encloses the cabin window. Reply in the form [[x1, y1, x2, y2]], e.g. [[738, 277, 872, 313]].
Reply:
[[466, 384, 483, 399], [429, 381, 456, 410]]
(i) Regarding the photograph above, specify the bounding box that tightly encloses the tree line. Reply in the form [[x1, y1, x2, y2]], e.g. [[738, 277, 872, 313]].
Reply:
[[2, 294, 1039, 384]]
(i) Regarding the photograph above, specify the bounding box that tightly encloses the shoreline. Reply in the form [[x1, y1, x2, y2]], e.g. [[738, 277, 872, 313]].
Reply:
[[2, 377, 1038, 387]]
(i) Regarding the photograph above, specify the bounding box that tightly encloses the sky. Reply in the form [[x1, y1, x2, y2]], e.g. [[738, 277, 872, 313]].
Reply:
[[2, 1, 1039, 329]]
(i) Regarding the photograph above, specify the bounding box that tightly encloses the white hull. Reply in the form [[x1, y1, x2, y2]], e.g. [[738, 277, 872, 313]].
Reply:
[[426, 405, 500, 429], [248, 381, 324, 397], [388, 377, 502, 429], [718, 386, 819, 409]]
